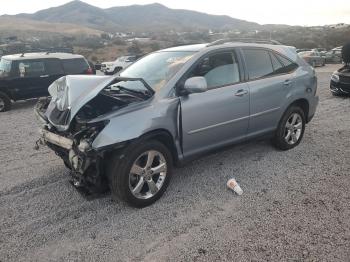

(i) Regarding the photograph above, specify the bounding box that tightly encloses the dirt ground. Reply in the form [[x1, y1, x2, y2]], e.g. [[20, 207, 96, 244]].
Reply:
[[0, 64, 349, 261]]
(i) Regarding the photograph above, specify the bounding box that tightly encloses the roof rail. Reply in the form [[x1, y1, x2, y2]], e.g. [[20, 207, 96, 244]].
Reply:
[[207, 38, 282, 47]]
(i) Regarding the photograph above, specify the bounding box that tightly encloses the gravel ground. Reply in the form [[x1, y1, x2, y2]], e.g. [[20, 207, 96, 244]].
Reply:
[[0, 64, 349, 262]]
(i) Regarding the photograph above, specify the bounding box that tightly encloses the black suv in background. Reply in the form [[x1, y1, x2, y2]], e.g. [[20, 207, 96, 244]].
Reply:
[[0, 52, 93, 112], [330, 43, 350, 95]]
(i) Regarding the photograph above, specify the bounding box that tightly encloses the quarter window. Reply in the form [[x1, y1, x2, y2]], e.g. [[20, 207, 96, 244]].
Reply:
[[242, 49, 274, 80], [189, 52, 240, 89], [274, 53, 298, 74], [270, 53, 284, 72]]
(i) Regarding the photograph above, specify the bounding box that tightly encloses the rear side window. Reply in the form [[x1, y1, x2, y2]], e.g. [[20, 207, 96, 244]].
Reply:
[[188, 52, 240, 89], [242, 49, 274, 80], [62, 58, 89, 74], [45, 59, 64, 75], [18, 61, 45, 78]]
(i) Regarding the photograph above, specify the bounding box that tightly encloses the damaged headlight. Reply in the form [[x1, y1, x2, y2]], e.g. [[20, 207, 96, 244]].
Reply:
[[75, 120, 109, 153], [331, 73, 340, 83], [78, 140, 91, 152]]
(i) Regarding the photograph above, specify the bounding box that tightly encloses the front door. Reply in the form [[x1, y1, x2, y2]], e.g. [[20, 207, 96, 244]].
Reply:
[[180, 51, 250, 158], [11, 59, 50, 99]]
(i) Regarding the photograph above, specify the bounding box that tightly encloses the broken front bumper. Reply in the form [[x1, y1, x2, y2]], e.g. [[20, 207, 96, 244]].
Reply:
[[37, 127, 93, 174], [39, 129, 73, 150]]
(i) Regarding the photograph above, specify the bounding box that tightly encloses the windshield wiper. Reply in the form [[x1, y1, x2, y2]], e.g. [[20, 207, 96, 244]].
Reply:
[[114, 85, 152, 99]]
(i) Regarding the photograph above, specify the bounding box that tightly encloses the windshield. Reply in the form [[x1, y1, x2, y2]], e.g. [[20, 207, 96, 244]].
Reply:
[[0, 58, 12, 77], [120, 51, 195, 92]]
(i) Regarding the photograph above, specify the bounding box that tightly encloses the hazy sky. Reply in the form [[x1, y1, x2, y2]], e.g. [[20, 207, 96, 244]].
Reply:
[[1, 0, 350, 26]]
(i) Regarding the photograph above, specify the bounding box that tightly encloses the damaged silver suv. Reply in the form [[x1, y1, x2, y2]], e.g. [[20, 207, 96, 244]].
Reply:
[[35, 39, 319, 207]]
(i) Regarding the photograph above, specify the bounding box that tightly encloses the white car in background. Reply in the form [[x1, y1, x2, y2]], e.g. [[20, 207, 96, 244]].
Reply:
[[101, 55, 142, 75]]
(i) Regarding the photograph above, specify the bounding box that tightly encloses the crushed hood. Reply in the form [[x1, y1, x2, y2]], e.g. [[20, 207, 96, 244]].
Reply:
[[47, 75, 114, 131]]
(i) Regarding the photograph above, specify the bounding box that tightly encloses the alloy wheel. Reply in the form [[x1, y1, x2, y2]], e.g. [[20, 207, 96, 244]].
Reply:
[[129, 150, 167, 199], [284, 113, 303, 145]]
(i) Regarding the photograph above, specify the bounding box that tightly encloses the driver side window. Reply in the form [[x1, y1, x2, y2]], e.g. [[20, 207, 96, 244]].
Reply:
[[188, 52, 240, 89]]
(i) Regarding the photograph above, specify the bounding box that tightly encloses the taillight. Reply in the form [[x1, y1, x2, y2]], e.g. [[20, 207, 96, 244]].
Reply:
[[86, 68, 93, 74]]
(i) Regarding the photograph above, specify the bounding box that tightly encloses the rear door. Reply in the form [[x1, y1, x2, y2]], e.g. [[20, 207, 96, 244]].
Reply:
[[180, 50, 250, 158], [241, 48, 297, 137]]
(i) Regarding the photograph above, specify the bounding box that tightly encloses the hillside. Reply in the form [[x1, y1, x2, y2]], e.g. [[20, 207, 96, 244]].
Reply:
[[0, 16, 102, 35], [13, 0, 260, 32]]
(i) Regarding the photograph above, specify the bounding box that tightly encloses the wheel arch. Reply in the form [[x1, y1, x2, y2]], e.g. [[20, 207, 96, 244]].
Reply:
[[138, 129, 180, 166], [288, 98, 309, 122], [0, 88, 11, 99]]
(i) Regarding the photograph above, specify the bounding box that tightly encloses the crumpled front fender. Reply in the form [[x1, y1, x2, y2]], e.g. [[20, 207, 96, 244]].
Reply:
[[92, 98, 180, 149]]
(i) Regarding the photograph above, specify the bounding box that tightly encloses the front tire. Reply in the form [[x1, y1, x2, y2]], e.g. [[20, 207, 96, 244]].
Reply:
[[108, 140, 173, 208], [272, 106, 306, 150], [0, 92, 11, 112]]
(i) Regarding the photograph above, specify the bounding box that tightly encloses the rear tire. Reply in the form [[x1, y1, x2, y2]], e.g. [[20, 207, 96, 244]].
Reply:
[[0, 92, 11, 112], [272, 106, 306, 151], [108, 140, 173, 208]]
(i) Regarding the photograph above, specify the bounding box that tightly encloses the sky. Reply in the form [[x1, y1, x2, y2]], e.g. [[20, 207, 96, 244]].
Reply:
[[1, 0, 350, 26]]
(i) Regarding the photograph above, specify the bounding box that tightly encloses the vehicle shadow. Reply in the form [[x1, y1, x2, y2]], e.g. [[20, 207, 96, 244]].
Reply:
[[63, 136, 276, 208], [10, 98, 39, 111]]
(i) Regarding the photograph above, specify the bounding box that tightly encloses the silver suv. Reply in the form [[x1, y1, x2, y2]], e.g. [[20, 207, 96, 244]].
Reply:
[[35, 39, 319, 207]]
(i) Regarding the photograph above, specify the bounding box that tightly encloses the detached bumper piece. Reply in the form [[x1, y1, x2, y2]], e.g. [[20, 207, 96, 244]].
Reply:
[[40, 129, 73, 150]]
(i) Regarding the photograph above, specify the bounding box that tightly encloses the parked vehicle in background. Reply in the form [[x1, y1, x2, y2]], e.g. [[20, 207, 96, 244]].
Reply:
[[100, 55, 143, 75], [298, 50, 325, 67], [330, 66, 350, 95], [296, 48, 311, 53], [330, 43, 350, 95], [313, 48, 326, 53], [0, 52, 93, 112], [94, 63, 102, 71], [35, 39, 319, 207], [87, 60, 97, 75], [313, 49, 327, 61], [325, 47, 343, 63]]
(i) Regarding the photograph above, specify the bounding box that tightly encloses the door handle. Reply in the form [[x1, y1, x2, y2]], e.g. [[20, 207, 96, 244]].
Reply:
[[40, 75, 49, 78], [235, 89, 248, 97], [284, 79, 292, 86]]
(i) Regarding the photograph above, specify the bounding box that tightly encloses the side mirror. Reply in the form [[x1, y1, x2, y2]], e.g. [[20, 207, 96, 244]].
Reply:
[[183, 76, 208, 94]]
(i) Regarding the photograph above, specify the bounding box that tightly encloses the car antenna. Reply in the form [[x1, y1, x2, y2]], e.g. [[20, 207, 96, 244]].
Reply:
[[20, 53, 25, 57]]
